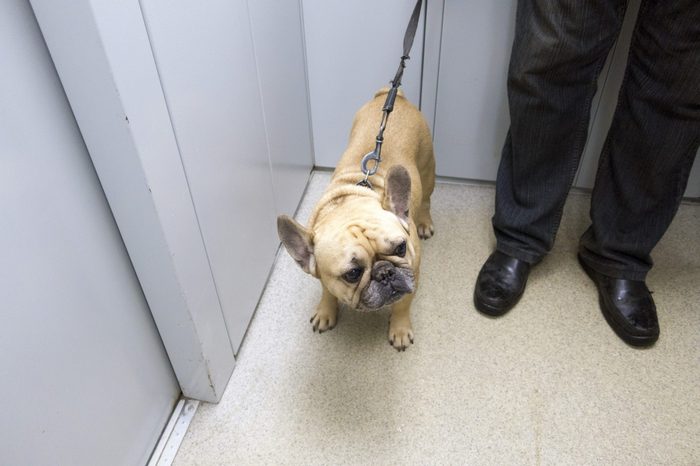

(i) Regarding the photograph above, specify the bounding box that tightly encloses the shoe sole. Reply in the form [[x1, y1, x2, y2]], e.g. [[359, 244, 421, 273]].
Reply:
[[473, 288, 523, 317], [577, 255, 658, 348]]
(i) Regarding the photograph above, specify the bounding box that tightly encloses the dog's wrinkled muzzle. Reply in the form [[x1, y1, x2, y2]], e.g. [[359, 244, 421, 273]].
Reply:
[[360, 261, 414, 310]]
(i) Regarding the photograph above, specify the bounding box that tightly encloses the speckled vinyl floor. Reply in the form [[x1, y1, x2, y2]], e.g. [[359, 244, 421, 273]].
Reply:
[[174, 171, 700, 465]]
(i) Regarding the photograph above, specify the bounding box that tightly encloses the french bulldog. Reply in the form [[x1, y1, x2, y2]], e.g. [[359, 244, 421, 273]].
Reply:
[[277, 88, 435, 351]]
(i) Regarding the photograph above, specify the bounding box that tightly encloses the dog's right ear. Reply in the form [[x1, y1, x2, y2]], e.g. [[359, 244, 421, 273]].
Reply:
[[277, 215, 316, 276]]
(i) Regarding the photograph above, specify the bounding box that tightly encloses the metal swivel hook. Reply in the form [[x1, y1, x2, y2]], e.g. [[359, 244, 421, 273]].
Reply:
[[360, 150, 381, 176]]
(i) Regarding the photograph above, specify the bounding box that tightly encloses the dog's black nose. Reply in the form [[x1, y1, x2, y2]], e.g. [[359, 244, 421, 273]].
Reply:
[[372, 261, 395, 283]]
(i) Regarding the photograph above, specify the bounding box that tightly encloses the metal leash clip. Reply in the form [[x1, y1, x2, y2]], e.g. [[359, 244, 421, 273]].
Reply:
[[357, 151, 378, 189], [358, 134, 384, 189], [361, 148, 381, 177]]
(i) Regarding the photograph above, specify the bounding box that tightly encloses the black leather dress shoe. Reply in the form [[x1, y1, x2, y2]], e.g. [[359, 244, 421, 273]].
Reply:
[[578, 254, 659, 347], [474, 251, 531, 316]]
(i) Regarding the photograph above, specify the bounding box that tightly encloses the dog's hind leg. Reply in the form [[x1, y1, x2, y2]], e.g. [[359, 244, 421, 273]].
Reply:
[[416, 147, 435, 239]]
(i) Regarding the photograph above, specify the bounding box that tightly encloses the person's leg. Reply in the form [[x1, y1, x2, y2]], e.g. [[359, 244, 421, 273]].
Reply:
[[476, 0, 627, 316], [579, 0, 700, 280], [494, 0, 628, 264], [578, 0, 700, 346]]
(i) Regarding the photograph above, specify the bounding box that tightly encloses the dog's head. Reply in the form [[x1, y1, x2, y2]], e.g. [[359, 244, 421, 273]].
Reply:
[[277, 166, 417, 310]]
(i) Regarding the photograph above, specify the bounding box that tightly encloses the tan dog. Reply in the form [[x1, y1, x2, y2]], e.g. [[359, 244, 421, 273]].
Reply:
[[277, 88, 435, 351]]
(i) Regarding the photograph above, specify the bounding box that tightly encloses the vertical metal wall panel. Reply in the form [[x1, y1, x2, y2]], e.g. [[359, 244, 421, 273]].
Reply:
[[302, 0, 426, 168], [430, 0, 517, 180], [30, 0, 236, 402], [247, 0, 314, 217], [139, 0, 280, 351], [0, 1, 179, 464], [574, 0, 642, 190], [420, 0, 445, 134]]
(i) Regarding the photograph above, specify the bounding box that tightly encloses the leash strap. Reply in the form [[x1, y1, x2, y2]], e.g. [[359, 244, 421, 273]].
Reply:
[[359, 0, 423, 189]]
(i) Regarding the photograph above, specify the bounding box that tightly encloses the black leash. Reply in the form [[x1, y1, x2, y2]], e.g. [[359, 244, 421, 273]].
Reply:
[[358, 0, 423, 190]]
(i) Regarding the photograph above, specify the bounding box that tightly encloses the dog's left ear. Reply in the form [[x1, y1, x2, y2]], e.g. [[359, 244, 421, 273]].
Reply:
[[277, 215, 317, 276], [384, 165, 411, 227]]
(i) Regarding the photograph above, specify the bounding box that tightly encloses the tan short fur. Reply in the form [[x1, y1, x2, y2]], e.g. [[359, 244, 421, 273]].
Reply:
[[277, 88, 435, 351]]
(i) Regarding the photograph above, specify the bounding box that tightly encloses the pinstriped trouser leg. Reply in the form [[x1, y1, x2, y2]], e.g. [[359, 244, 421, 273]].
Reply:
[[579, 0, 700, 280], [494, 0, 700, 281], [493, 0, 628, 264]]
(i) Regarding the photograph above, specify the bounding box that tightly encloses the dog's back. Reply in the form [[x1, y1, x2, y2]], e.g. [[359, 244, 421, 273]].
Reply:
[[335, 88, 431, 174], [332, 88, 435, 222]]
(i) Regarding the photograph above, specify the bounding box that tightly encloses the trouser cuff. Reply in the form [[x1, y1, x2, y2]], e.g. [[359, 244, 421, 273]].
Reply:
[[496, 242, 543, 266], [577, 247, 649, 281]]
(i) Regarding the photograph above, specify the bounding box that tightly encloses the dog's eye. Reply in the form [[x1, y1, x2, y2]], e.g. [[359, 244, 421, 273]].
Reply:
[[394, 241, 407, 257], [343, 267, 364, 283]]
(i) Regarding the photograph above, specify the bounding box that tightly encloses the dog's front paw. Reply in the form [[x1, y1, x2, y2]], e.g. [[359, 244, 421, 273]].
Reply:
[[310, 308, 337, 333], [388, 320, 414, 352]]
